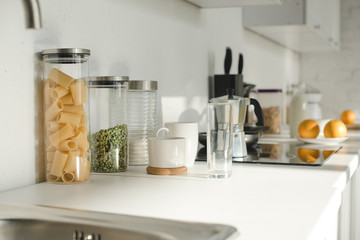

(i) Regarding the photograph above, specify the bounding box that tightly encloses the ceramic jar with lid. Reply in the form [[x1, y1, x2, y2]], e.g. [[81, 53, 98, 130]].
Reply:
[[289, 95, 309, 138]]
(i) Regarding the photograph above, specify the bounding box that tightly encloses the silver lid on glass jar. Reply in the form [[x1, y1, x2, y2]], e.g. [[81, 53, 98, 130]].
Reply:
[[128, 80, 157, 91], [88, 76, 129, 82], [88, 76, 129, 88], [41, 48, 91, 56]]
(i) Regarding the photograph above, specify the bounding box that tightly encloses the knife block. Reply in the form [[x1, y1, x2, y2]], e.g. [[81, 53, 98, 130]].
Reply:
[[209, 74, 244, 99]]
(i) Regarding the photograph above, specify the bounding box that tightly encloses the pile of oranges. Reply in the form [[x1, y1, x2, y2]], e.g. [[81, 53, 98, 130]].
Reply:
[[298, 110, 355, 139], [296, 110, 355, 163]]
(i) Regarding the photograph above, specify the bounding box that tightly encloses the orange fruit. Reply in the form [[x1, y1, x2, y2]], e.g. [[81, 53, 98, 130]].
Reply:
[[298, 119, 320, 138], [324, 120, 347, 138], [298, 148, 320, 163], [340, 110, 356, 124]]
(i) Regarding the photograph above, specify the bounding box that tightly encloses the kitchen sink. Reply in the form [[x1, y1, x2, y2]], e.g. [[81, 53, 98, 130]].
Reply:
[[0, 219, 161, 240], [0, 204, 239, 240]]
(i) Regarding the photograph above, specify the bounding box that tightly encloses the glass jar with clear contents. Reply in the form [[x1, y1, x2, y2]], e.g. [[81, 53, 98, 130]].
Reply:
[[127, 80, 158, 165], [88, 76, 128, 173], [42, 48, 91, 184]]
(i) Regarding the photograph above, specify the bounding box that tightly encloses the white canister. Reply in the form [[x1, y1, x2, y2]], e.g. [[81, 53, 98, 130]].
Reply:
[[305, 93, 322, 119], [289, 94, 309, 138]]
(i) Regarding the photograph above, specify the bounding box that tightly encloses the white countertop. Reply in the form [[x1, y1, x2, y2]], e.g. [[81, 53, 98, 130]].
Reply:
[[0, 134, 359, 240]]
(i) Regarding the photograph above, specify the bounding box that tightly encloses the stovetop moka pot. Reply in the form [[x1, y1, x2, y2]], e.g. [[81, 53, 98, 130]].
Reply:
[[209, 89, 264, 157]]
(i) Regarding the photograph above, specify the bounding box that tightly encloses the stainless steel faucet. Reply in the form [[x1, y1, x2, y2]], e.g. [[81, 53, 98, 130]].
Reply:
[[23, 0, 42, 29]]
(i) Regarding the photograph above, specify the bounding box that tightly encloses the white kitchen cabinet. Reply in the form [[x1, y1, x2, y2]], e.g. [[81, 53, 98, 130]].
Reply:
[[185, 0, 283, 8], [243, 0, 340, 52]]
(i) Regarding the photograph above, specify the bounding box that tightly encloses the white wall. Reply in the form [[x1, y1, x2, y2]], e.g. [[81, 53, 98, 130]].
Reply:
[[0, 0, 299, 192], [300, 0, 360, 119]]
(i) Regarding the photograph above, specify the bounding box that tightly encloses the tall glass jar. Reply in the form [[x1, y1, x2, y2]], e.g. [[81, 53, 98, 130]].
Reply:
[[88, 76, 128, 173], [42, 48, 91, 184], [127, 80, 158, 165]]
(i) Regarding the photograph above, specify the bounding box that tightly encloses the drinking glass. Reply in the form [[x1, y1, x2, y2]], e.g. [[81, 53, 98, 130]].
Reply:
[[207, 102, 233, 178]]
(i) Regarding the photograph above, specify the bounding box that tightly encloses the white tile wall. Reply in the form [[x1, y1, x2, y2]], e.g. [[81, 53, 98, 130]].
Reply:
[[0, 0, 299, 191], [300, 0, 360, 119]]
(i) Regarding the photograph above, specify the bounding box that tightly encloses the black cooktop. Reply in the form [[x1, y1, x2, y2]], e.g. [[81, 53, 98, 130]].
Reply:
[[196, 142, 342, 166]]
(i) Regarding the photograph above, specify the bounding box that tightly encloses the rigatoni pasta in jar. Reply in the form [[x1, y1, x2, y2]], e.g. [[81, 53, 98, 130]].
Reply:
[[42, 48, 91, 184]]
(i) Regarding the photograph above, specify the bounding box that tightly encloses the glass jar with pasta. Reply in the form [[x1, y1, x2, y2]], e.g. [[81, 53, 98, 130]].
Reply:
[[42, 48, 91, 184], [88, 76, 128, 173], [252, 89, 283, 134]]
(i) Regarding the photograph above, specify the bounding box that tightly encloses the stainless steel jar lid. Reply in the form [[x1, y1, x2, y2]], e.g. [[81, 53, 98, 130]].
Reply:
[[41, 48, 91, 56], [88, 76, 129, 88], [88, 76, 129, 82], [128, 80, 157, 91]]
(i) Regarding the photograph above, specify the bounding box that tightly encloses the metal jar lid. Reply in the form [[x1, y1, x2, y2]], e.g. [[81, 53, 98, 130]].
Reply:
[[128, 80, 157, 91], [41, 48, 91, 56], [257, 89, 282, 93], [88, 76, 129, 88]]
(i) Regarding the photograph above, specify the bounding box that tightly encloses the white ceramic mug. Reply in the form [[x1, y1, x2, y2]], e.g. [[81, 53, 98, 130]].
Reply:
[[163, 122, 198, 167], [148, 128, 186, 168]]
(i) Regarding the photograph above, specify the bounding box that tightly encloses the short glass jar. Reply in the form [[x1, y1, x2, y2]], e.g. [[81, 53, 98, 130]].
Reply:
[[42, 48, 91, 183], [88, 76, 128, 173]]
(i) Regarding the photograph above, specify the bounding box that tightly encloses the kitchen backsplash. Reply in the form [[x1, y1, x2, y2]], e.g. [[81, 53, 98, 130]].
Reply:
[[0, 0, 299, 192]]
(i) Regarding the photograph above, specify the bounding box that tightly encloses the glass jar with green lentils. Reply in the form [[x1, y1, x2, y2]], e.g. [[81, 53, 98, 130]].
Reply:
[[88, 76, 128, 173]]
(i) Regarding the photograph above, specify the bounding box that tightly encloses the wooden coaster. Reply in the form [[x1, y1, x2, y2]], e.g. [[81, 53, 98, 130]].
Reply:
[[146, 166, 187, 175]]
